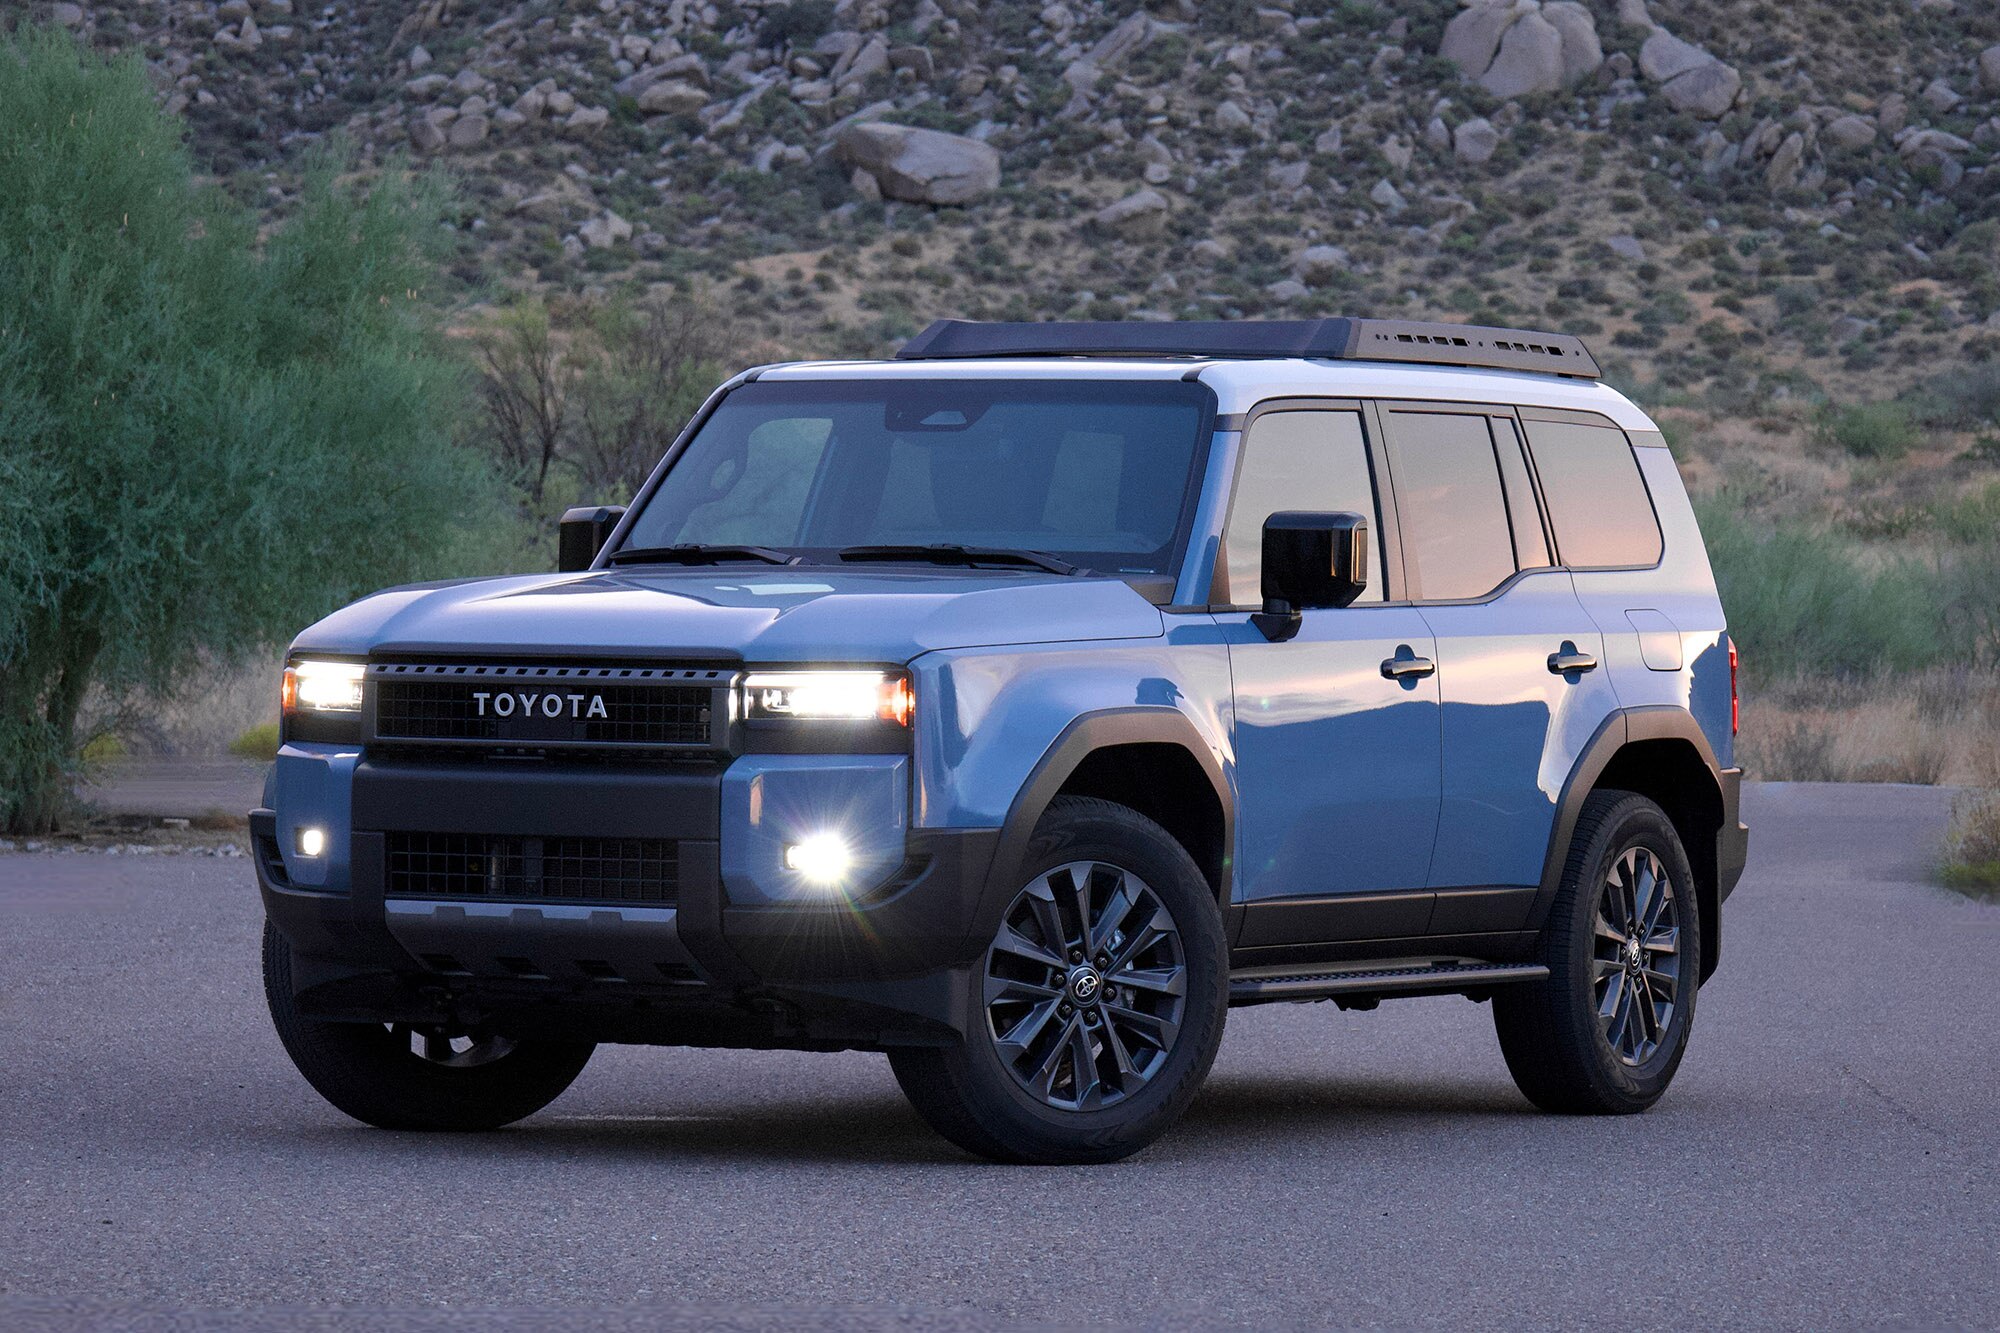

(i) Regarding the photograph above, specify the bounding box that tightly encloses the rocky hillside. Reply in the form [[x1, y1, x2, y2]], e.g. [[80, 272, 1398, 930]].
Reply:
[[33, 0, 2000, 399]]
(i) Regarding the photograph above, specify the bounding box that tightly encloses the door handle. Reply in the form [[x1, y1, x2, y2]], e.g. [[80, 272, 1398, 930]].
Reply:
[[1381, 648, 1436, 680], [1547, 643, 1599, 676]]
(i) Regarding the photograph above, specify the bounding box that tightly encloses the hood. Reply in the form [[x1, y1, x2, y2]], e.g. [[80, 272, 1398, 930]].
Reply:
[[292, 566, 1167, 663]]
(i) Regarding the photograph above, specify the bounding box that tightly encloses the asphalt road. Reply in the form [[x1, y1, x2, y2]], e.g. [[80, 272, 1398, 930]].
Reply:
[[2, 782, 1995, 1331]]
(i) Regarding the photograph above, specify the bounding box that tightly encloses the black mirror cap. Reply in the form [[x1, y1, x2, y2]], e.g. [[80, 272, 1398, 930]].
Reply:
[[558, 505, 627, 572], [1261, 510, 1369, 611]]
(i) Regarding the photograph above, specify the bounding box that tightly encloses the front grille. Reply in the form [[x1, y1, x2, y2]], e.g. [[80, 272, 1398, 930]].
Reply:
[[386, 832, 680, 904], [370, 663, 727, 749]]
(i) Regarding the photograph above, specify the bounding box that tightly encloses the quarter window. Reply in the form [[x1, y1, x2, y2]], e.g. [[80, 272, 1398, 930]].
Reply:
[[1523, 420, 1663, 568], [1221, 410, 1384, 605], [1382, 412, 1518, 601]]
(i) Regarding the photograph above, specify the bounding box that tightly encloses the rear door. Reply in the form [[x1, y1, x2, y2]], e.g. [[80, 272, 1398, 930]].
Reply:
[[1218, 404, 1443, 950], [1375, 404, 1618, 936]]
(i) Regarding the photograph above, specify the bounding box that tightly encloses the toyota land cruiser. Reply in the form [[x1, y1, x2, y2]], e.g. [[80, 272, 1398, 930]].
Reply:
[[255, 317, 1748, 1163]]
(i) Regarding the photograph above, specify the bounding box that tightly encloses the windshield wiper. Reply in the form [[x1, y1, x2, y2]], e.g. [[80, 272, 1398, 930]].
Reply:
[[604, 543, 799, 567], [838, 543, 1086, 577]]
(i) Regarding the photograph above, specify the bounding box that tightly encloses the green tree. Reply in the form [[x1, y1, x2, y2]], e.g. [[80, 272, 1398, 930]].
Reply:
[[0, 26, 483, 833]]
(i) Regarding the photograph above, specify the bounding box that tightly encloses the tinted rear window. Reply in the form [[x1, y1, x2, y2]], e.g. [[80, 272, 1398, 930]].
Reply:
[[1524, 421, 1663, 568], [1382, 411, 1517, 601]]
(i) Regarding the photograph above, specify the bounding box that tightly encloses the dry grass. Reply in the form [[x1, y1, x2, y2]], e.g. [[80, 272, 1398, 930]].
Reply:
[[1739, 670, 2000, 786]]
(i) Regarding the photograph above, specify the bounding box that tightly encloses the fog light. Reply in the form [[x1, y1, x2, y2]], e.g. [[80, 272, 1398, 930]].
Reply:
[[784, 833, 852, 886], [295, 826, 327, 858]]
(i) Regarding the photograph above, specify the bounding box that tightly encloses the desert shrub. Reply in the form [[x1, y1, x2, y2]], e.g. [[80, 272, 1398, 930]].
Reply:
[[1695, 501, 1951, 679], [1814, 401, 1917, 459], [228, 723, 282, 763], [1906, 364, 2000, 431], [0, 26, 484, 833], [1941, 790, 2000, 898]]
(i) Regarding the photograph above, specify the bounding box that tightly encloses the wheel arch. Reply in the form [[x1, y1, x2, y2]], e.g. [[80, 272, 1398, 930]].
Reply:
[[1536, 708, 1727, 983], [984, 708, 1235, 917]]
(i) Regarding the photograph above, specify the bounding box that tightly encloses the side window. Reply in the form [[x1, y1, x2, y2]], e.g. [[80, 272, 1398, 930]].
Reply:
[[1220, 409, 1384, 605], [1522, 419, 1664, 568], [1382, 411, 1518, 601]]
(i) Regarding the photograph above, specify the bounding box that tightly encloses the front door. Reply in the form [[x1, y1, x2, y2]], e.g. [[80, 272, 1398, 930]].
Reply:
[[1218, 406, 1442, 950]]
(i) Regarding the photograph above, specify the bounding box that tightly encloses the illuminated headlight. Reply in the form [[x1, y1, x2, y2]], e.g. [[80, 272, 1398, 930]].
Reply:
[[283, 660, 365, 714], [784, 832, 854, 886], [741, 671, 913, 726]]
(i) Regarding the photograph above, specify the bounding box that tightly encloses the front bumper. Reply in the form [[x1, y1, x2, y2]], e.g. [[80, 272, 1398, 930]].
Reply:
[[254, 752, 1004, 1050]]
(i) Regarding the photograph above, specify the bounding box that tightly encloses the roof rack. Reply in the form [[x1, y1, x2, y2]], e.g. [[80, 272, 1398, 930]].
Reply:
[[896, 317, 1601, 380]]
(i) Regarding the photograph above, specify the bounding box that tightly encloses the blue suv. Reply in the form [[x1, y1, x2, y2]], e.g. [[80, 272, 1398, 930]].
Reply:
[[255, 318, 1748, 1163]]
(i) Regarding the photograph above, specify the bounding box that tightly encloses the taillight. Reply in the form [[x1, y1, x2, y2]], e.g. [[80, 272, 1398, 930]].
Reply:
[[1728, 640, 1740, 735]]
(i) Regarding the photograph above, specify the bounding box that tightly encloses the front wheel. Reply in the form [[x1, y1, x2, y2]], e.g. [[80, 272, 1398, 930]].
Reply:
[[1493, 790, 1701, 1114], [890, 797, 1228, 1164], [263, 920, 595, 1130]]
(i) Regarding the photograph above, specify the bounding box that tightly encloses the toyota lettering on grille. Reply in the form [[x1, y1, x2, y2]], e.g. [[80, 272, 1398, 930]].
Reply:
[[472, 690, 610, 720]]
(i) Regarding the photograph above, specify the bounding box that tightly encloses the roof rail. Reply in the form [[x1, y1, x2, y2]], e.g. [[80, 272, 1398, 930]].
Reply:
[[896, 317, 1601, 380]]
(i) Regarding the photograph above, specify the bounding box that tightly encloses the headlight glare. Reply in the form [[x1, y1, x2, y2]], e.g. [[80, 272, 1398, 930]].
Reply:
[[283, 660, 365, 714], [742, 671, 912, 726]]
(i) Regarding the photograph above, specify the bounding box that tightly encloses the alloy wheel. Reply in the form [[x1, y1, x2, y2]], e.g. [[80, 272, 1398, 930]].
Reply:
[[389, 1024, 518, 1069], [983, 860, 1188, 1111], [1591, 845, 1682, 1066]]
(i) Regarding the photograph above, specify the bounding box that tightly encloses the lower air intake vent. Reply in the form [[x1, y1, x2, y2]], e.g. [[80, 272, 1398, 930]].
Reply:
[[386, 832, 679, 904]]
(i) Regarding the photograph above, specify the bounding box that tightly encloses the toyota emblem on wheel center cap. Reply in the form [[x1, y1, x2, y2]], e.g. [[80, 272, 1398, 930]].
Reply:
[[1069, 967, 1102, 1004]]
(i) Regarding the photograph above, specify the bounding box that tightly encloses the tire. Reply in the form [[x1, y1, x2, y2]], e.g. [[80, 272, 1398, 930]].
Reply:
[[1494, 790, 1701, 1115], [889, 796, 1228, 1164], [262, 919, 595, 1131]]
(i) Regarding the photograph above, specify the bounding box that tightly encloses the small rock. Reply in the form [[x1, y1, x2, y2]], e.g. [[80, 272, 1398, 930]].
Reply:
[[564, 105, 610, 133], [850, 168, 883, 203], [1190, 238, 1228, 264], [1265, 279, 1310, 303], [1765, 131, 1806, 191], [1292, 244, 1350, 285], [889, 47, 935, 82], [1661, 61, 1740, 118], [1824, 115, 1877, 151], [1920, 79, 1961, 115], [1453, 116, 1501, 164], [1981, 45, 2000, 94], [404, 74, 449, 97], [1877, 93, 1908, 136], [408, 44, 432, 71], [448, 114, 489, 149], [52, 2, 84, 27], [1605, 234, 1646, 261], [450, 68, 485, 96], [1214, 100, 1252, 132], [408, 114, 446, 152], [639, 80, 708, 114], [1267, 160, 1309, 191], [1313, 124, 1343, 156], [578, 211, 633, 249], [1381, 135, 1413, 173], [1091, 188, 1170, 235], [1370, 178, 1407, 214]]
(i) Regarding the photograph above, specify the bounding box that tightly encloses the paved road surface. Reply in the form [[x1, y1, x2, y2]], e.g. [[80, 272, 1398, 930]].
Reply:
[[2, 783, 1994, 1330]]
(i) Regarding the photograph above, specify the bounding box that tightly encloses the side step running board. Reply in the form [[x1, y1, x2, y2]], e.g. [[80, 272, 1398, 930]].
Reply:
[[1229, 962, 1549, 1004]]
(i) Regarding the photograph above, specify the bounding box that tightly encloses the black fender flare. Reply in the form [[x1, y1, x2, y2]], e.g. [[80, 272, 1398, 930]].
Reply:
[[1533, 705, 1734, 978], [980, 707, 1237, 931]]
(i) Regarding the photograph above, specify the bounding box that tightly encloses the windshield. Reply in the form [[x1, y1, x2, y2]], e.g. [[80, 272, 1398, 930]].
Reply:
[[618, 379, 1212, 575]]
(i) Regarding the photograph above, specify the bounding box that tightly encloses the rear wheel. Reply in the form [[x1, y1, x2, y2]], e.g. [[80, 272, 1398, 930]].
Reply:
[[890, 797, 1228, 1164], [263, 920, 594, 1130], [1494, 790, 1700, 1114]]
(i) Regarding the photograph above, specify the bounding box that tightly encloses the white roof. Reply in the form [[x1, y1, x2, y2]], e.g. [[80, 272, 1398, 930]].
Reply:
[[754, 357, 1657, 432]]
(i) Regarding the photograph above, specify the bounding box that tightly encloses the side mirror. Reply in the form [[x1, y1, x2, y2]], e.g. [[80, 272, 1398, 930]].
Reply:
[[1251, 510, 1369, 642], [558, 505, 626, 572]]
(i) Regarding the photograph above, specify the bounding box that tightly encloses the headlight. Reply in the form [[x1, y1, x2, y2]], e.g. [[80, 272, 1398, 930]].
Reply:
[[741, 671, 913, 726], [283, 660, 365, 713]]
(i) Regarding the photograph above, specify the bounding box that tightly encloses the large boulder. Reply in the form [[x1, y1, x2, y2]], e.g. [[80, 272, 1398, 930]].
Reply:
[[1090, 188, 1170, 235], [1982, 45, 2000, 93], [1824, 114, 1877, 151], [833, 123, 1000, 205], [1639, 32, 1740, 119], [1440, 1, 1601, 98], [1453, 116, 1502, 164]]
